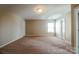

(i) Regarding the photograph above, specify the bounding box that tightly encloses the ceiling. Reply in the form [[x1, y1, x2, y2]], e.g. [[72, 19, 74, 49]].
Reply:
[[0, 4, 71, 20]]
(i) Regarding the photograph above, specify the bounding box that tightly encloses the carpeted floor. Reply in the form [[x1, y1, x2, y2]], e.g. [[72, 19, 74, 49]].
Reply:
[[0, 36, 74, 54]]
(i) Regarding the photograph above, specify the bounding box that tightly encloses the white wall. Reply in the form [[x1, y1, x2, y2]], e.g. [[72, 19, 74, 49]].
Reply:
[[0, 13, 25, 47]]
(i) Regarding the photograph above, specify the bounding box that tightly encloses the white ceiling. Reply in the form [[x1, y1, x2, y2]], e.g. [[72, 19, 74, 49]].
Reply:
[[0, 4, 71, 20]]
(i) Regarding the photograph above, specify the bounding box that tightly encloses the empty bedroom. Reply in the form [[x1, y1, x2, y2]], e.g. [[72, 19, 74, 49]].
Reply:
[[0, 4, 73, 54]]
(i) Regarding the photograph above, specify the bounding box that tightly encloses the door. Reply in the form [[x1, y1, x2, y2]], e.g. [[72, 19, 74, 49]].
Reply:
[[75, 9, 79, 53], [77, 13, 79, 53]]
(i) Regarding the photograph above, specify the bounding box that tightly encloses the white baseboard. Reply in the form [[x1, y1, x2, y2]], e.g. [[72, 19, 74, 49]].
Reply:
[[0, 36, 24, 48]]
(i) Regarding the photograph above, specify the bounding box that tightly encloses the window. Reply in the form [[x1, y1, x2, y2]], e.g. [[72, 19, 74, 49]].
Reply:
[[62, 18, 65, 39], [48, 23, 54, 32], [55, 18, 65, 39], [56, 20, 61, 38], [47, 18, 65, 39]]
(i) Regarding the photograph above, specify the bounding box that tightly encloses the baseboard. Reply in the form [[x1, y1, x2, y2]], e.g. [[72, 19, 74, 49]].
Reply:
[[25, 34, 55, 37], [0, 36, 24, 48]]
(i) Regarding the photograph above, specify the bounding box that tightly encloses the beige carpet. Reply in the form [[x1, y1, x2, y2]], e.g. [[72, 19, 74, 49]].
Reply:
[[0, 36, 74, 54]]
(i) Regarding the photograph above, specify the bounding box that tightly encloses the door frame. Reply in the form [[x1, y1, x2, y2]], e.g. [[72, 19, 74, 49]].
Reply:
[[74, 7, 79, 53]]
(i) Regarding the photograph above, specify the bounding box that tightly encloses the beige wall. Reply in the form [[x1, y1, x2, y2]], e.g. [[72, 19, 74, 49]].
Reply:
[[0, 13, 25, 47], [26, 20, 55, 36], [65, 12, 72, 44]]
